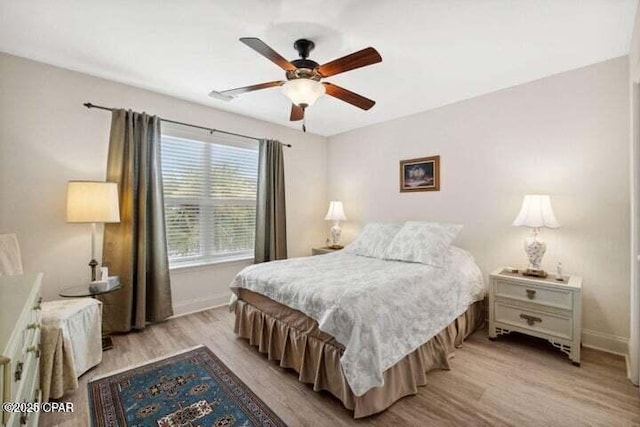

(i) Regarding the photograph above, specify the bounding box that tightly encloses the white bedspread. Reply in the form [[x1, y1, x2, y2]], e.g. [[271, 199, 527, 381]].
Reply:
[[229, 247, 484, 396]]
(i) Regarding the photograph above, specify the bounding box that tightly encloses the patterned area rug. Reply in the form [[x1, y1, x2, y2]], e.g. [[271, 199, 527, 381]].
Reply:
[[88, 345, 287, 427]]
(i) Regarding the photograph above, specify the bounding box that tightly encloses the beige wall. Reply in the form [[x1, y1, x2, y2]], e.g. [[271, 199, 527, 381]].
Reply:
[[327, 57, 630, 353], [0, 51, 632, 354], [0, 53, 327, 314]]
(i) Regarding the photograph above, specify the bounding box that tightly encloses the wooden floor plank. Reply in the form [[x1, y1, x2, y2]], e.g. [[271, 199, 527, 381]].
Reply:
[[41, 307, 640, 426]]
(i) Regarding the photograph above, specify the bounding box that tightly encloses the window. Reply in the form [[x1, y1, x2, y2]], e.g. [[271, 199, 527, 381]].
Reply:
[[161, 130, 258, 268]]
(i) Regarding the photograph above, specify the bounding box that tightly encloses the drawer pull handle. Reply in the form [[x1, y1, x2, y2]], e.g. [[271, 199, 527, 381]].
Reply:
[[27, 322, 40, 330], [526, 289, 536, 299], [14, 361, 23, 381], [33, 296, 42, 310], [520, 313, 542, 326], [27, 345, 40, 359]]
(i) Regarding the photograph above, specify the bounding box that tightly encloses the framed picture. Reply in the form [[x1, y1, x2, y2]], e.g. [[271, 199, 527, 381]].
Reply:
[[399, 155, 440, 192]]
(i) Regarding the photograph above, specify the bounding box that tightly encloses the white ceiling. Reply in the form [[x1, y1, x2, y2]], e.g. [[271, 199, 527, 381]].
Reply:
[[0, 0, 637, 136]]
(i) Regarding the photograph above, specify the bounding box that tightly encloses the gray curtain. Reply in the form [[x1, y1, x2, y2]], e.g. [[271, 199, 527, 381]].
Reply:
[[101, 109, 173, 332], [255, 139, 287, 263]]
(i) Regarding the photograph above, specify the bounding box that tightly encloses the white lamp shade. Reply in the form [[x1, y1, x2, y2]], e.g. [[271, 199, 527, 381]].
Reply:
[[512, 195, 560, 228], [67, 181, 120, 223], [281, 79, 325, 107], [324, 201, 347, 221]]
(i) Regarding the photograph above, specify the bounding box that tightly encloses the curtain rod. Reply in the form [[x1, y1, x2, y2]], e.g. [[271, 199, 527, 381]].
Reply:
[[83, 102, 292, 147]]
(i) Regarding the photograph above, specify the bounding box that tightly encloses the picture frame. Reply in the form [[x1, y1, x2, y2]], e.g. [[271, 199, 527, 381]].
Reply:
[[399, 155, 440, 192]]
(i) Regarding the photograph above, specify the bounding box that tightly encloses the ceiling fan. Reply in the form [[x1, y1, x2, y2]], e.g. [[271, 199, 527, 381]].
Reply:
[[209, 37, 383, 131]]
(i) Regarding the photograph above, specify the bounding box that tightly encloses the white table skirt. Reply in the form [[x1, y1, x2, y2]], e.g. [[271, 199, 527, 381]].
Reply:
[[40, 298, 102, 401]]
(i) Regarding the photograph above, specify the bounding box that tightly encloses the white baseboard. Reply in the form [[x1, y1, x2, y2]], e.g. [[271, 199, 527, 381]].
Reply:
[[170, 295, 230, 318], [582, 328, 629, 356], [625, 354, 635, 385]]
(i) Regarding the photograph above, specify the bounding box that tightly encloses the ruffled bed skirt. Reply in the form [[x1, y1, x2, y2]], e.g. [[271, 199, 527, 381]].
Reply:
[[234, 297, 484, 418]]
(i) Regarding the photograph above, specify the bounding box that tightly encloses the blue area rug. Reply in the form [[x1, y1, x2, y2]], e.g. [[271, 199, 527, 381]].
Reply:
[[88, 345, 287, 427]]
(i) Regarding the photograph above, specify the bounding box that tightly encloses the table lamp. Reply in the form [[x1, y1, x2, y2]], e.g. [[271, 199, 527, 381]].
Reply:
[[325, 201, 347, 249], [512, 194, 560, 278], [67, 181, 120, 281]]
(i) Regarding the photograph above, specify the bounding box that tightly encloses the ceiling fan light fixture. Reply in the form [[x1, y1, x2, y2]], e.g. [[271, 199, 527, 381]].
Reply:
[[281, 79, 325, 107]]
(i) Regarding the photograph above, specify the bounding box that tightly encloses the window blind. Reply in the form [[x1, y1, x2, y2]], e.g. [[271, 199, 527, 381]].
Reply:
[[161, 134, 258, 267]]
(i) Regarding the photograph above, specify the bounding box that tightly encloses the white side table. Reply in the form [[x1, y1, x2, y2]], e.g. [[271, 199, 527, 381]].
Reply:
[[488, 267, 582, 366], [59, 281, 122, 351]]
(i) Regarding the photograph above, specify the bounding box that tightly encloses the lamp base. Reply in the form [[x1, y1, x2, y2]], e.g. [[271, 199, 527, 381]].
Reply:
[[329, 221, 342, 248], [522, 268, 548, 278], [524, 228, 546, 272], [89, 258, 99, 281]]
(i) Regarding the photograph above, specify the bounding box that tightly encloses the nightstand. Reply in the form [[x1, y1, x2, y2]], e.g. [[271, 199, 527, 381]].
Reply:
[[488, 267, 582, 366], [311, 246, 342, 255]]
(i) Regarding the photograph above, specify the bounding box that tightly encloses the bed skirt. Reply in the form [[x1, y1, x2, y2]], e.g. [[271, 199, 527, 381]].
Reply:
[[234, 296, 484, 418]]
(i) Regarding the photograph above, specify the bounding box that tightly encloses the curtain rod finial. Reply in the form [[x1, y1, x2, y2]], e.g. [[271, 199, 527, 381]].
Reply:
[[83, 102, 93, 108]]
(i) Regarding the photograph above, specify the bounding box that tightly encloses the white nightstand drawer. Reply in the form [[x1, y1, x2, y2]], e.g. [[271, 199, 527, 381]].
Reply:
[[495, 303, 572, 340], [496, 279, 572, 310]]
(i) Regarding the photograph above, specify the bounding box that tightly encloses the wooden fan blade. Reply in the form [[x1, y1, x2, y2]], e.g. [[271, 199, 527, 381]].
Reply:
[[316, 47, 382, 77], [323, 83, 375, 110], [240, 37, 297, 71], [218, 81, 284, 97], [290, 104, 304, 121]]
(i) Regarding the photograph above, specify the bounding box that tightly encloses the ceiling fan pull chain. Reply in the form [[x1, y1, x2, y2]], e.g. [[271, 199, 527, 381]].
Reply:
[[302, 107, 307, 132]]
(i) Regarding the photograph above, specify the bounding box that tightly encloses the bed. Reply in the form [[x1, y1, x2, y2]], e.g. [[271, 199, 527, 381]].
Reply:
[[229, 226, 485, 418]]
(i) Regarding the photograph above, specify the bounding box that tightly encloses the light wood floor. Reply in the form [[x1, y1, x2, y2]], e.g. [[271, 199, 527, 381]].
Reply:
[[42, 307, 639, 427]]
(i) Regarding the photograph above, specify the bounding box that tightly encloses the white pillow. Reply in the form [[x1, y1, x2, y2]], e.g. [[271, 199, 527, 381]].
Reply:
[[343, 222, 403, 258], [384, 221, 463, 267]]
